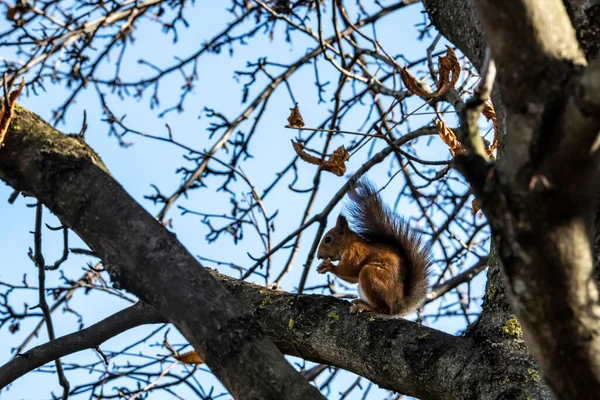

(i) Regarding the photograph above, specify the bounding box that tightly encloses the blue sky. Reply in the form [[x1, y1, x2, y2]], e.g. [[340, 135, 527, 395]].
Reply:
[[0, 1, 489, 399]]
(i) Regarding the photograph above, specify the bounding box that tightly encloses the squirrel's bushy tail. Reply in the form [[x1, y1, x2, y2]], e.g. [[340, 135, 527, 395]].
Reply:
[[346, 179, 432, 315]]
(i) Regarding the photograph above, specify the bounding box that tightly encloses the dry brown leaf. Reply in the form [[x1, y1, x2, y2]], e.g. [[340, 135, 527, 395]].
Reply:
[[291, 140, 321, 164], [291, 140, 349, 177], [325, 146, 350, 176], [174, 350, 204, 365], [401, 46, 460, 100], [435, 46, 460, 96], [400, 67, 432, 98], [8, 321, 19, 333], [482, 100, 498, 157], [6, 6, 19, 21], [0, 77, 25, 147], [471, 199, 480, 216], [286, 102, 305, 128], [471, 199, 484, 218], [433, 118, 463, 156]]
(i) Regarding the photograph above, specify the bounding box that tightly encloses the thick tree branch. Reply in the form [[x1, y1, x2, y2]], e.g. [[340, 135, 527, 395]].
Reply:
[[0, 106, 322, 400], [1, 270, 550, 399], [213, 274, 551, 399], [455, 47, 496, 192]]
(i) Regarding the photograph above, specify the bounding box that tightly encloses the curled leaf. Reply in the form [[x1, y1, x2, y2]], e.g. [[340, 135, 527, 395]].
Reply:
[[471, 199, 480, 216], [0, 77, 25, 147], [291, 140, 349, 177], [6, 6, 19, 21], [174, 350, 204, 365], [482, 100, 498, 157], [401, 46, 460, 100], [9, 322, 19, 333], [286, 102, 304, 128], [436, 46, 460, 96], [433, 118, 463, 156], [400, 67, 432, 98], [291, 140, 321, 164]]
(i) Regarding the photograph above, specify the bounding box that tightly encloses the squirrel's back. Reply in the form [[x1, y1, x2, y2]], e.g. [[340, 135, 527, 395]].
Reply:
[[346, 179, 432, 315]]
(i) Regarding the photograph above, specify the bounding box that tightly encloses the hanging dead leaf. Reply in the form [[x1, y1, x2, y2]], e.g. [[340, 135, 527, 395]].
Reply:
[[9, 321, 19, 333], [6, 6, 18, 21], [435, 46, 460, 96], [400, 67, 432, 98], [401, 46, 460, 100], [433, 118, 463, 156], [325, 146, 350, 176], [291, 140, 349, 176], [0, 77, 25, 147], [291, 140, 321, 164], [286, 102, 305, 128], [482, 100, 498, 157], [174, 350, 204, 365], [471, 199, 480, 216]]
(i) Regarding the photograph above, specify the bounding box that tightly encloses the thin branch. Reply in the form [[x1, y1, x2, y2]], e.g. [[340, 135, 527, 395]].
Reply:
[[427, 256, 489, 301], [0, 302, 164, 389], [30, 203, 70, 399]]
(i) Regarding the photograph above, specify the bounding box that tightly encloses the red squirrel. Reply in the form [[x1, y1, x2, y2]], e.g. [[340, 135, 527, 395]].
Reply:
[[316, 179, 432, 315]]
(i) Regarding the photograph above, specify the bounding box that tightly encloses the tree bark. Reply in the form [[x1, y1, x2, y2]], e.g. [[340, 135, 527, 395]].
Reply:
[[562, 0, 600, 280], [564, 0, 600, 60]]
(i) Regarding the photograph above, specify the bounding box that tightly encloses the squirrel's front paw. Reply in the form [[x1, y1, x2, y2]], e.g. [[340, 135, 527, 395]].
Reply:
[[317, 258, 334, 274]]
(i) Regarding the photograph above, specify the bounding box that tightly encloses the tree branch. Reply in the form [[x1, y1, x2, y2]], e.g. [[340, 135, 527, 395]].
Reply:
[[427, 256, 488, 301], [0, 301, 164, 389], [0, 269, 550, 399], [0, 106, 322, 400]]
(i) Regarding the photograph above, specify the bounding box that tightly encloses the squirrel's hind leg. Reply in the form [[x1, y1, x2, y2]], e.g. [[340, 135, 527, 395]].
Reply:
[[350, 299, 378, 314], [355, 264, 400, 315]]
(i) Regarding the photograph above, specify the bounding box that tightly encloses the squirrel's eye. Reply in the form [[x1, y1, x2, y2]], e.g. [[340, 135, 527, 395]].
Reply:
[[324, 236, 332, 244]]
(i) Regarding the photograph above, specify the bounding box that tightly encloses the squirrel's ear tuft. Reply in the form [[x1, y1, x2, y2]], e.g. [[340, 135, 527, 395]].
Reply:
[[336, 215, 348, 232]]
